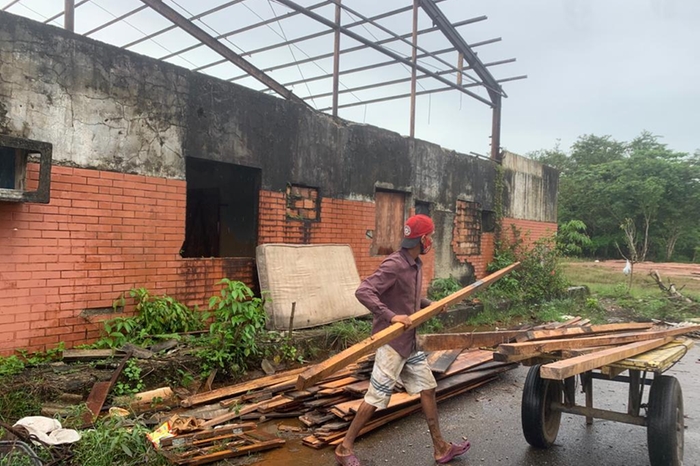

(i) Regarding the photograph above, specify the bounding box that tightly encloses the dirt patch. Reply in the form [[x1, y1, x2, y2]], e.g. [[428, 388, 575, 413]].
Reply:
[[584, 260, 700, 280]]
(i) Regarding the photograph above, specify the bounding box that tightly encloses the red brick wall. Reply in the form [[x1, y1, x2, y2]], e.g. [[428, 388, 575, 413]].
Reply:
[[502, 217, 558, 250], [1, 165, 552, 355], [0, 165, 257, 355]]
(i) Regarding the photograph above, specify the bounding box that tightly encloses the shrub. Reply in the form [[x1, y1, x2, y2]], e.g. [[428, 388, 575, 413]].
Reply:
[[199, 279, 268, 375]]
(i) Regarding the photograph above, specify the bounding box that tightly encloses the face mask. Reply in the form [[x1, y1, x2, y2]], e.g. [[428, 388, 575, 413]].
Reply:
[[420, 235, 433, 255]]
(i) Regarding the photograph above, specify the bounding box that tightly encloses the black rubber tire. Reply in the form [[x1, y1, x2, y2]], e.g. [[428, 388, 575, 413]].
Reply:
[[647, 375, 684, 466], [521, 364, 563, 448]]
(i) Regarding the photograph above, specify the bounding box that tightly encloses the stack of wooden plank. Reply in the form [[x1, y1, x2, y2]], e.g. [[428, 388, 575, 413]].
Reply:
[[158, 423, 285, 465], [168, 347, 515, 456], [149, 317, 700, 464], [489, 321, 700, 380]]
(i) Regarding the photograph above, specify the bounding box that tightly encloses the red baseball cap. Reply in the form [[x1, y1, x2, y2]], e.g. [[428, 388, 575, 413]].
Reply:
[[401, 214, 434, 249]]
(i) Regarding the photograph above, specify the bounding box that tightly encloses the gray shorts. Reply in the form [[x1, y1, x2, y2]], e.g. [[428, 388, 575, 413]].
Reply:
[[364, 344, 438, 409]]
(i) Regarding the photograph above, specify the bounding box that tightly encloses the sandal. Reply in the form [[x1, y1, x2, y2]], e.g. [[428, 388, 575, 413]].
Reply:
[[436, 440, 471, 464], [335, 451, 361, 466]]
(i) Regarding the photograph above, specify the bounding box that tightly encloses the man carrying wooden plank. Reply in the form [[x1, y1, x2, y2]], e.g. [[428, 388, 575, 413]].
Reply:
[[334, 214, 470, 466]]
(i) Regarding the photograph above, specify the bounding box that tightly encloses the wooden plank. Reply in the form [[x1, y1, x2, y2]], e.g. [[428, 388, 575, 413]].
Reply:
[[496, 325, 700, 357], [326, 377, 498, 447], [319, 376, 359, 389], [62, 349, 115, 360], [539, 337, 673, 380], [295, 262, 520, 389], [82, 351, 132, 425], [417, 330, 524, 351], [427, 349, 462, 373], [524, 322, 654, 341], [547, 316, 582, 329], [200, 396, 284, 429], [180, 367, 305, 407]]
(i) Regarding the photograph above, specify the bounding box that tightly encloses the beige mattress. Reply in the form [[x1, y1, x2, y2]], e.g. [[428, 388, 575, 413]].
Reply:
[[256, 244, 370, 330]]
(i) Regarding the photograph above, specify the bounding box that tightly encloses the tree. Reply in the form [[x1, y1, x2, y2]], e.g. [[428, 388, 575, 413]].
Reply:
[[530, 132, 700, 262]]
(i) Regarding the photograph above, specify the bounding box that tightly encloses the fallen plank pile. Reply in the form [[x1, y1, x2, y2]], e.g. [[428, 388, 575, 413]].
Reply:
[[139, 317, 699, 464], [161, 347, 516, 462]]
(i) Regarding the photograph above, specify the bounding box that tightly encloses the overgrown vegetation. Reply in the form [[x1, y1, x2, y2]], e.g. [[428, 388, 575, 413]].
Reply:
[[198, 279, 268, 376], [476, 226, 569, 310], [94, 289, 205, 349], [70, 417, 168, 466]]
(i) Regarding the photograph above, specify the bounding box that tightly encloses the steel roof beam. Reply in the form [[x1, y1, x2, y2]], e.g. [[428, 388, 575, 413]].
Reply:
[[273, 0, 492, 106], [302, 59, 516, 101], [193, 1, 472, 75], [141, 0, 310, 109], [333, 1, 484, 93], [123, 0, 250, 50], [227, 18, 491, 85], [157, 0, 333, 61], [318, 75, 525, 112], [420, 0, 504, 99], [84, 5, 149, 37]]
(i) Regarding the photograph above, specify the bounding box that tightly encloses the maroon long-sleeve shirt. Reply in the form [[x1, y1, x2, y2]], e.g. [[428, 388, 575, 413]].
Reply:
[[355, 248, 431, 358]]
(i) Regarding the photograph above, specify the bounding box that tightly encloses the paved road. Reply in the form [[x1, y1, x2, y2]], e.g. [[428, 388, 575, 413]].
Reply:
[[276, 343, 700, 466]]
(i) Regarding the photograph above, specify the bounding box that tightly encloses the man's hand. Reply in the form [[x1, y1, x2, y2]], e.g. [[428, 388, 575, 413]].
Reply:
[[391, 314, 412, 329]]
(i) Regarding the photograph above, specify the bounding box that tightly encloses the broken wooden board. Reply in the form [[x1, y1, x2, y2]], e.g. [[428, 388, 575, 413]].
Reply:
[[417, 330, 526, 351], [82, 351, 132, 425], [62, 349, 116, 361], [161, 428, 284, 465], [496, 325, 700, 358], [539, 337, 673, 380], [295, 262, 520, 389], [200, 396, 285, 429], [180, 367, 306, 407], [426, 349, 462, 373]]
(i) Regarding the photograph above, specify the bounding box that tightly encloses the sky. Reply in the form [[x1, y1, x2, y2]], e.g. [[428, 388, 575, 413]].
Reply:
[[4, 0, 700, 158]]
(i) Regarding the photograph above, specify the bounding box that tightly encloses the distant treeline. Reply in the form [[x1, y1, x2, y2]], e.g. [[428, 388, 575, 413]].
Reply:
[[529, 131, 700, 263]]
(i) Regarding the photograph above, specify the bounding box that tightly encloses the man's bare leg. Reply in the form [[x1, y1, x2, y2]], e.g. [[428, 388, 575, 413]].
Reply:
[[420, 388, 452, 460], [335, 401, 376, 458]]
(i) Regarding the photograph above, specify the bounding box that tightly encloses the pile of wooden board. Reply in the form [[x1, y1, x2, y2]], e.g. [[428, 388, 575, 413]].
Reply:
[[146, 317, 699, 464], [165, 347, 515, 459], [492, 321, 700, 380]]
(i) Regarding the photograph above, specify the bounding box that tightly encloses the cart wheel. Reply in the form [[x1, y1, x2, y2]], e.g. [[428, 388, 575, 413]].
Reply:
[[647, 375, 684, 466], [521, 364, 563, 448]]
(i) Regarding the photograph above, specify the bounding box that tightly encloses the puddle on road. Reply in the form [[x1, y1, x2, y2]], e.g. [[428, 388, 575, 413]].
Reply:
[[247, 418, 333, 466]]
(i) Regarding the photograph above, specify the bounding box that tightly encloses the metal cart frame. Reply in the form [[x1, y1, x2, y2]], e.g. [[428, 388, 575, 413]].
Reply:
[[520, 338, 693, 466]]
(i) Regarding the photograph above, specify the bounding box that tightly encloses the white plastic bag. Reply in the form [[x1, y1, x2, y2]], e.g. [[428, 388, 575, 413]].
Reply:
[[623, 260, 632, 275]]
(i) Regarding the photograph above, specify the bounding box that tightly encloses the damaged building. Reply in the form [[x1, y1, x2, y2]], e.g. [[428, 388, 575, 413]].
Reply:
[[0, 3, 557, 355]]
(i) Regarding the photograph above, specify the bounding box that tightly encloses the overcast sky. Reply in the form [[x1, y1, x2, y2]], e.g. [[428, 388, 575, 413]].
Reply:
[[5, 0, 700, 157]]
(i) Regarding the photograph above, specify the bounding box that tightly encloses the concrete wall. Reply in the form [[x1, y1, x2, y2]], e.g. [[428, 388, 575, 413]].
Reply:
[[0, 12, 558, 353]]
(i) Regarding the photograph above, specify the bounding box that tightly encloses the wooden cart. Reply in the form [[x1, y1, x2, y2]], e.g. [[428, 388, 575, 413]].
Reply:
[[520, 337, 693, 466]]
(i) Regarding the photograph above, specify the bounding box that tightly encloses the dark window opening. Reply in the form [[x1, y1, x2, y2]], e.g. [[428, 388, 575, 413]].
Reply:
[[181, 158, 260, 258], [414, 200, 432, 216], [482, 210, 497, 233], [373, 189, 406, 255], [0, 135, 52, 203], [286, 184, 320, 222]]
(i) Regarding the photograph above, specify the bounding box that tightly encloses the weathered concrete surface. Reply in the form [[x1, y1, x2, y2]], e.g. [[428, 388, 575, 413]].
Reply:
[[502, 150, 559, 223], [0, 11, 558, 283], [330, 344, 700, 466], [0, 14, 187, 178]]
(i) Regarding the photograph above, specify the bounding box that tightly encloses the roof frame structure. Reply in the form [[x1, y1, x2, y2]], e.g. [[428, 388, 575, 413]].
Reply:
[[4, 0, 527, 161]]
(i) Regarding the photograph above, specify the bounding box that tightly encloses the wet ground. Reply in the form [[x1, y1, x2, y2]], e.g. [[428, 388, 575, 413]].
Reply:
[[251, 343, 700, 466]]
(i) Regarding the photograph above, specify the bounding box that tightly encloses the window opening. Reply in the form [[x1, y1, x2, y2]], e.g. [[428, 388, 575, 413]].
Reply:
[[181, 157, 260, 258], [286, 184, 320, 222], [0, 135, 51, 203]]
